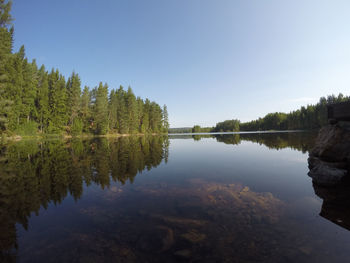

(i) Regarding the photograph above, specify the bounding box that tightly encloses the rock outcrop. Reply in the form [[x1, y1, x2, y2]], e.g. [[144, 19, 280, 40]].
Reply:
[[308, 122, 350, 186]]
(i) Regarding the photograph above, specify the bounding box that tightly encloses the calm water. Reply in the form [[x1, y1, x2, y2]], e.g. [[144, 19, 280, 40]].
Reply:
[[1, 132, 350, 262]]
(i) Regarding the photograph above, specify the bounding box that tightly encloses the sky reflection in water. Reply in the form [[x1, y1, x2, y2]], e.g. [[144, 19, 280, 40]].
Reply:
[[1, 132, 350, 263]]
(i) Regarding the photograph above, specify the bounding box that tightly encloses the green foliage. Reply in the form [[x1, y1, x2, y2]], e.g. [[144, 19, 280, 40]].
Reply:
[[192, 125, 201, 133], [168, 127, 192, 133], [213, 119, 240, 132], [48, 70, 67, 132], [80, 86, 91, 132], [93, 83, 109, 135], [240, 94, 350, 131], [71, 118, 83, 136], [66, 72, 81, 125], [15, 120, 38, 136], [0, 2, 168, 136], [162, 104, 169, 133], [0, 0, 13, 28], [36, 65, 49, 132]]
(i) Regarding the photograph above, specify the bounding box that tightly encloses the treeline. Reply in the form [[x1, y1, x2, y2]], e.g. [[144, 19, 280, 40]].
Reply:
[[212, 119, 240, 132], [192, 125, 212, 133], [0, 1, 169, 136], [168, 127, 192, 133], [173, 93, 349, 133], [240, 94, 349, 131], [178, 120, 240, 134]]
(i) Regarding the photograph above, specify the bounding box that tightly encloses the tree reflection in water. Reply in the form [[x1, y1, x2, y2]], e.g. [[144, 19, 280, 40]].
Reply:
[[0, 136, 169, 261], [1, 132, 350, 263]]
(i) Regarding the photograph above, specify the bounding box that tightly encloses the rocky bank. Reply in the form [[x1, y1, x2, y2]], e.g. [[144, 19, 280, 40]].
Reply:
[[308, 122, 350, 186]]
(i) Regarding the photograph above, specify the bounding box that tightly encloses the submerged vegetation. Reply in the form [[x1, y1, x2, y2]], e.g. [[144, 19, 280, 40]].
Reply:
[[0, 1, 169, 137]]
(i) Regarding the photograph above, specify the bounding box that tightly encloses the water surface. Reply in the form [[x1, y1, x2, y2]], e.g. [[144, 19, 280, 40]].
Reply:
[[1, 132, 350, 262]]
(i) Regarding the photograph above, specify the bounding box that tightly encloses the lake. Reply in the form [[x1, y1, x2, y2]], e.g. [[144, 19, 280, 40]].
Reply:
[[1, 132, 350, 262]]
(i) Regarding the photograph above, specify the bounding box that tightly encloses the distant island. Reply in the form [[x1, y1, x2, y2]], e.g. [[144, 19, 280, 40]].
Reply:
[[170, 93, 349, 134], [0, 2, 169, 138]]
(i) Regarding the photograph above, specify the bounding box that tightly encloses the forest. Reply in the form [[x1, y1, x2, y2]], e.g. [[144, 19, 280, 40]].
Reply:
[[0, 1, 169, 136], [178, 93, 349, 133], [239, 93, 349, 131]]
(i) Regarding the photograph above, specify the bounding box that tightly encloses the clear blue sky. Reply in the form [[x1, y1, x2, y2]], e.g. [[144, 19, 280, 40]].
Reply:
[[11, 0, 350, 127]]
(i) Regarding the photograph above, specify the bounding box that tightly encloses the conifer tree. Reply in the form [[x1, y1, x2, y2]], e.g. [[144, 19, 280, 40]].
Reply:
[[21, 57, 38, 123], [48, 69, 67, 132], [0, 0, 13, 132], [36, 65, 49, 132], [108, 89, 118, 131], [94, 82, 109, 135], [162, 104, 169, 133], [80, 86, 91, 132], [5, 47, 24, 130], [126, 86, 138, 133], [141, 99, 150, 133], [0, 0, 13, 62], [136, 97, 144, 133], [66, 72, 81, 126], [116, 86, 128, 134]]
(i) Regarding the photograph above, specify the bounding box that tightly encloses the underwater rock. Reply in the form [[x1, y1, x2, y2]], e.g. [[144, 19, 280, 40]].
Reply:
[[308, 122, 350, 186], [313, 183, 350, 231], [308, 160, 347, 186]]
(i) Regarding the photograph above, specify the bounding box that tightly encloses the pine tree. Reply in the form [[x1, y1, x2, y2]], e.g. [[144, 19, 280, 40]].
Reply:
[[108, 89, 118, 131], [149, 102, 162, 132], [116, 86, 128, 134], [0, 0, 13, 132], [141, 99, 150, 133], [36, 65, 49, 132], [5, 47, 24, 130], [126, 86, 138, 133], [0, 0, 13, 62], [48, 69, 67, 133], [66, 72, 81, 126], [94, 82, 109, 135], [21, 57, 38, 123], [162, 104, 169, 133], [136, 97, 143, 133], [80, 86, 91, 133]]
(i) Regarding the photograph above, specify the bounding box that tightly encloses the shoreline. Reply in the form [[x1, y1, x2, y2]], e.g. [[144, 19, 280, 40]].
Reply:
[[0, 133, 167, 142]]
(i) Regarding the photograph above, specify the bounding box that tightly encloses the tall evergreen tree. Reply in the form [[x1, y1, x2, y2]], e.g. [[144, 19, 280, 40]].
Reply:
[[0, 0, 13, 62], [141, 99, 150, 133], [108, 89, 118, 131], [126, 86, 138, 133], [94, 82, 109, 135], [66, 72, 81, 126], [162, 104, 169, 133], [21, 57, 38, 123], [36, 65, 49, 132], [5, 46, 24, 130], [116, 86, 128, 134], [0, 0, 13, 132], [48, 69, 67, 133], [80, 86, 91, 133]]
